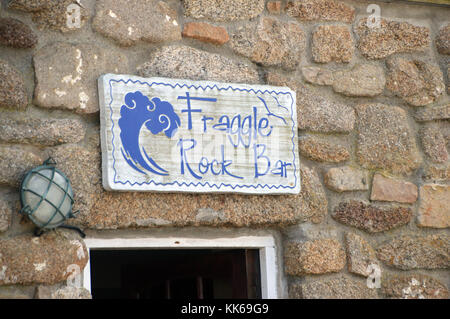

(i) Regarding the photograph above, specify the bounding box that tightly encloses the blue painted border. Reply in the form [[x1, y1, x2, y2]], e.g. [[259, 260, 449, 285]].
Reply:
[[108, 77, 298, 190]]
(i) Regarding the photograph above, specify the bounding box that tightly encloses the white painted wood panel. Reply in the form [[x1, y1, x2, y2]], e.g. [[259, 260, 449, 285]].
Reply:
[[99, 74, 299, 194]]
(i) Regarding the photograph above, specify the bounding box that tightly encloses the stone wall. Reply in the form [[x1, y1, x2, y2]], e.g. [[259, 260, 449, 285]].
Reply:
[[0, 0, 448, 299]]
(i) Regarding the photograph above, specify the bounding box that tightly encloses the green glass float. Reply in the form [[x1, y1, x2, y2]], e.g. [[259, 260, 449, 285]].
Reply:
[[19, 158, 85, 237]]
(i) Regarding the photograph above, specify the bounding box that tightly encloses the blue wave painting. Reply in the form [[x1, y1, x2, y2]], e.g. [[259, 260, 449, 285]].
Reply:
[[118, 91, 181, 176]]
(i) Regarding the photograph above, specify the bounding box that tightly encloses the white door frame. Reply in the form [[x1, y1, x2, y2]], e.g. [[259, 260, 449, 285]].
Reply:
[[82, 235, 279, 299]]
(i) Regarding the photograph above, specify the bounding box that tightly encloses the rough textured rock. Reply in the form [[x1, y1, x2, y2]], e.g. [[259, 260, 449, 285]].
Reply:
[[0, 59, 28, 109], [137, 45, 259, 84], [0, 118, 85, 146], [289, 275, 378, 299], [284, 239, 346, 275], [324, 166, 369, 192], [355, 103, 422, 174], [46, 144, 101, 221], [332, 200, 412, 233], [0, 145, 43, 187], [34, 42, 128, 113], [386, 57, 444, 107], [382, 273, 449, 299], [422, 163, 450, 182], [301, 66, 333, 86], [370, 174, 418, 204], [0, 286, 35, 299], [285, 0, 355, 23], [266, 72, 355, 133], [377, 234, 450, 270], [0, 17, 37, 48], [230, 17, 305, 70], [345, 233, 378, 277], [417, 184, 450, 228], [298, 135, 349, 163], [355, 18, 430, 59], [8, 0, 89, 32], [82, 164, 327, 228], [420, 123, 449, 163], [415, 103, 450, 122], [0, 232, 88, 285], [267, 1, 281, 14], [93, 0, 181, 46], [36, 285, 91, 299], [302, 64, 385, 97], [311, 25, 353, 63], [448, 66, 450, 94], [182, 22, 229, 45], [296, 166, 328, 224], [0, 198, 12, 233], [436, 24, 450, 55], [332, 64, 385, 97], [183, 0, 265, 22]]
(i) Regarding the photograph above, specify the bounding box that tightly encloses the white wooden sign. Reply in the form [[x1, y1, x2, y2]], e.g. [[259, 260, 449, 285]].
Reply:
[[98, 74, 300, 194]]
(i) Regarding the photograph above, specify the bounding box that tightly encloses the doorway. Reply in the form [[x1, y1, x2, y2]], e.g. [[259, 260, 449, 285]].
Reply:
[[89, 249, 261, 299], [82, 235, 279, 298]]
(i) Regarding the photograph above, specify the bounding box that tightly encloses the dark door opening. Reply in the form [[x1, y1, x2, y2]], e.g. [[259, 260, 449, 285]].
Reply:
[[89, 249, 261, 299]]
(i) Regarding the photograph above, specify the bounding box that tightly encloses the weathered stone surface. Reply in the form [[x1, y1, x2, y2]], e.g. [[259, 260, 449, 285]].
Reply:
[[36, 285, 91, 299], [0, 286, 35, 299], [267, 1, 281, 14], [183, 0, 265, 22], [324, 166, 369, 192], [9, 0, 89, 32], [332, 200, 412, 233], [0, 59, 28, 109], [311, 25, 353, 63], [448, 66, 450, 94], [93, 0, 180, 46], [182, 22, 229, 45], [301, 66, 333, 86], [7, 0, 47, 11], [377, 234, 450, 270], [417, 184, 450, 228], [0, 17, 37, 48], [443, 122, 450, 149], [296, 166, 328, 224], [420, 123, 448, 163], [422, 163, 450, 182], [289, 275, 378, 299], [284, 239, 346, 275], [332, 64, 385, 97], [345, 233, 378, 277], [0, 145, 43, 187], [302, 64, 385, 97], [0, 118, 85, 146], [34, 42, 128, 113], [0, 198, 12, 233], [355, 18, 430, 59], [0, 231, 88, 285], [355, 103, 422, 174], [298, 135, 349, 163], [286, 0, 355, 23], [0, 285, 36, 299], [82, 162, 326, 228], [386, 57, 444, 107], [266, 72, 355, 133], [382, 273, 448, 299], [436, 24, 450, 55], [46, 144, 101, 221], [52, 286, 92, 299], [137, 45, 259, 84], [370, 174, 418, 204], [415, 103, 450, 122], [230, 17, 305, 70]]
